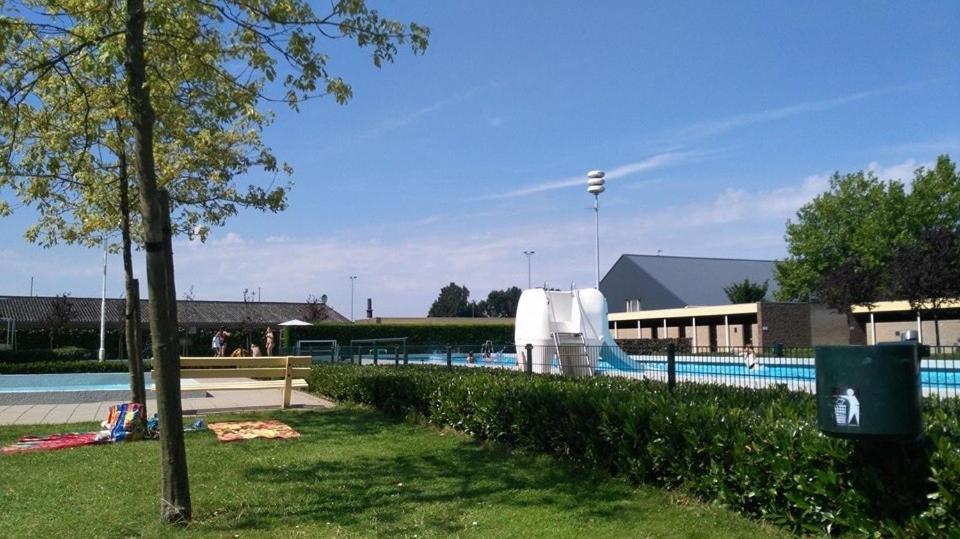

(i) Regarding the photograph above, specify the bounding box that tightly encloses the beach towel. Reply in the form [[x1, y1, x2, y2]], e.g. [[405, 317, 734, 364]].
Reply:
[[1, 402, 145, 454], [207, 420, 300, 442], [1, 432, 101, 454], [97, 403, 145, 442]]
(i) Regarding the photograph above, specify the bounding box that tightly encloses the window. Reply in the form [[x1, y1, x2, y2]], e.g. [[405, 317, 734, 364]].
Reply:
[[625, 298, 642, 312]]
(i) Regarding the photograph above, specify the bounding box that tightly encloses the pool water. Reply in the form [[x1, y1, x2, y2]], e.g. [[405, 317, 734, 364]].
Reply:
[[363, 352, 958, 389], [0, 373, 155, 393]]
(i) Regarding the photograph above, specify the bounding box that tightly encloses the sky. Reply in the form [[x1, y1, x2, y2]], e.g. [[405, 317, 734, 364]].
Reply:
[[2, 1, 960, 317]]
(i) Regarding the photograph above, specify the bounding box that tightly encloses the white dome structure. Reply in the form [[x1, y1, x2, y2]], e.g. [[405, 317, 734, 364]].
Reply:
[[514, 287, 641, 377]]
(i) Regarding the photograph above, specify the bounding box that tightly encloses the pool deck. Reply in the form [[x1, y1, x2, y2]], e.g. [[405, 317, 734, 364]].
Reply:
[[0, 388, 333, 426]]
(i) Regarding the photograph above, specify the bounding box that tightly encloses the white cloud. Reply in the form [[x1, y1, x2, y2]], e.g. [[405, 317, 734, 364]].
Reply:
[[483, 151, 692, 199], [666, 82, 925, 143], [486, 115, 507, 127], [866, 159, 925, 182]]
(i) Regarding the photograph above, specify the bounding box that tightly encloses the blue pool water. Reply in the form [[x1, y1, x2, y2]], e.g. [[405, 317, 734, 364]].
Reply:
[[366, 352, 958, 389], [0, 373, 155, 393]]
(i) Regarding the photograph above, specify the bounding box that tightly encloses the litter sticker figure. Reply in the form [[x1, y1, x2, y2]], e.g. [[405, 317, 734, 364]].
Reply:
[[834, 388, 860, 427]]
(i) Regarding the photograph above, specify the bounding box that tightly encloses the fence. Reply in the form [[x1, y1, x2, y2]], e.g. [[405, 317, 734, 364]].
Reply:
[[308, 342, 960, 399]]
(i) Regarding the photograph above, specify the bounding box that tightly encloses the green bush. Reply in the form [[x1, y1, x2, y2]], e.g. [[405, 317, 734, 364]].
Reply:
[[0, 349, 58, 363], [0, 360, 134, 374], [288, 323, 514, 349], [0, 346, 93, 363], [308, 365, 959, 536], [52, 346, 91, 360]]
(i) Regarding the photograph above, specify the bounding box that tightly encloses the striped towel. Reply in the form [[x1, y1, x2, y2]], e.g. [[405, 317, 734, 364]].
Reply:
[[99, 403, 145, 442], [1, 432, 101, 454]]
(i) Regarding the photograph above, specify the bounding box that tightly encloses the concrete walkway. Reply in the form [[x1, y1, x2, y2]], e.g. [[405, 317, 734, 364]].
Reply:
[[0, 389, 333, 426]]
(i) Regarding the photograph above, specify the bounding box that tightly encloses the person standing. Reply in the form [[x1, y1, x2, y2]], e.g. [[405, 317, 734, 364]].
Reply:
[[265, 326, 275, 356], [213, 326, 231, 357]]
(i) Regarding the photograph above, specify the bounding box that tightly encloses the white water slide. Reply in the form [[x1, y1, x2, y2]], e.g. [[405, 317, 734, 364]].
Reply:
[[514, 288, 642, 377]]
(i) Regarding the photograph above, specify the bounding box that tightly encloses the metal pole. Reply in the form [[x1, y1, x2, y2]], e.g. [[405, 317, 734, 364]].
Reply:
[[98, 237, 108, 362], [666, 342, 676, 391], [523, 251, 535, 289], [349, 276, 357, 322], [594, 195, 600, 289]]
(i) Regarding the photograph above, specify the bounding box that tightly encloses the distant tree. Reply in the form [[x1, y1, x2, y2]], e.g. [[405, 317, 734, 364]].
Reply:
[[45, 293, 77, 348], [428, 283, 471, 317], [480, 287, 523, 317], [887, 228, 960, 346], [723, 279, 769, 304], [774, 170, 911, 302], [815, 257, 884, 313], [302, 294, 330, 322]]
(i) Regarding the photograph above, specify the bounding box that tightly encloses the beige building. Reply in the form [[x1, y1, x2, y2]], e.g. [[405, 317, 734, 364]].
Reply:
[[609, 301, 854, 348], [852, 300, 960, 346]]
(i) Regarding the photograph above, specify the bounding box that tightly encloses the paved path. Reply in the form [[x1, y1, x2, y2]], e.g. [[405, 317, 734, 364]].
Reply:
[[0, 389, 333, 426]]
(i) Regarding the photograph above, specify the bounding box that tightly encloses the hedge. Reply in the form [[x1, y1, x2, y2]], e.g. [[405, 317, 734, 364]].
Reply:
[[0, 347, 93, 363], [283, 323, 514, 348], [0, 360, 135, 374], [10, 323, 516, 359], [308, 365, 959, 536]]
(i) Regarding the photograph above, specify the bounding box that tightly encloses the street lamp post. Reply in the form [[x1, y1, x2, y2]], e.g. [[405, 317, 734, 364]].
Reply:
[[587, 170, 606, 289], [349, 276, 357, 322], [98, 236, 108, 362], [523, 251, 535, 289]]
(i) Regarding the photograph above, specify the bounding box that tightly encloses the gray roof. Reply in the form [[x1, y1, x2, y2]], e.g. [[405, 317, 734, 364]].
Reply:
[[0, 295, 348, 328], [600, 254, 778, 312]]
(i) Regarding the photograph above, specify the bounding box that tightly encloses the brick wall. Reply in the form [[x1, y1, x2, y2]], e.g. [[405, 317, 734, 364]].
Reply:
[[757, 303, 811, 347]]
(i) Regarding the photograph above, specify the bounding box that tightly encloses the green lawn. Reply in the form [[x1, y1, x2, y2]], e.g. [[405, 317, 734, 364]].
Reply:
[[0, 407, 788, 538]]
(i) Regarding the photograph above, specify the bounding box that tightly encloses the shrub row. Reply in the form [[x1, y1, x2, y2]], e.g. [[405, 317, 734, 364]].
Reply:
[[308, 365, 959, 536], [0, 346, 94, 363], [0, 360, 135, 374], [283, 323, 514, 348]]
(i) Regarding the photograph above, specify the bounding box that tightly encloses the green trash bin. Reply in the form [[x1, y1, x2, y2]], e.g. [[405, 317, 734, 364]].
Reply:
[[815, 343, 925, 440]]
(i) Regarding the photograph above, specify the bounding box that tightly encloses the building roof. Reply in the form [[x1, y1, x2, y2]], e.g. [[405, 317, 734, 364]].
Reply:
[[601, 254, 779, 311], [0, 295, 348, 328]]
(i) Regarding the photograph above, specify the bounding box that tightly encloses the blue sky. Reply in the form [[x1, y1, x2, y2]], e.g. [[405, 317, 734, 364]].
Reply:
[[2, 1, 959, 317]]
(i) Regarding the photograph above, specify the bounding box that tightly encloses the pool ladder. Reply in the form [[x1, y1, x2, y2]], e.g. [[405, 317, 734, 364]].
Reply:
[[552, 332, 593, 377]]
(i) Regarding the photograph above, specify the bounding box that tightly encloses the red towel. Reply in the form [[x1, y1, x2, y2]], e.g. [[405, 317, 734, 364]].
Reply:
[[1, 432, 101, 454]]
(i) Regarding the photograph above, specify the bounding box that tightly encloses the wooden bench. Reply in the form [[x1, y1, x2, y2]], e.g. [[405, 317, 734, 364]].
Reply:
[[154, 356, 312, 409]]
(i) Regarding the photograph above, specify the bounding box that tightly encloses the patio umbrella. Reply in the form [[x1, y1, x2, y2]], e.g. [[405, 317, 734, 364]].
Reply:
[[278, 319, 312, 353]]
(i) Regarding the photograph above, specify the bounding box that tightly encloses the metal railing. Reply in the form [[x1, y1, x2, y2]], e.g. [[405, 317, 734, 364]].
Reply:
[[307, 342, 960, 398]]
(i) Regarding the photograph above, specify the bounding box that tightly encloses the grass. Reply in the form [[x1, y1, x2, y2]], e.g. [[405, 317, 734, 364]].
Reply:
[[0, 407, 788, 538]]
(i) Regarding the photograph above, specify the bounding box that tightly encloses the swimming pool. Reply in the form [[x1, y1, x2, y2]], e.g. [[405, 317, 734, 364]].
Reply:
[[0, 373, 156, 393]]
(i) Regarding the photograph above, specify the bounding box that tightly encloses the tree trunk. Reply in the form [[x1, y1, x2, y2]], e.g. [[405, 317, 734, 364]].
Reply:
[[124, 0, 191, 524], [117, 118, 146, 412]]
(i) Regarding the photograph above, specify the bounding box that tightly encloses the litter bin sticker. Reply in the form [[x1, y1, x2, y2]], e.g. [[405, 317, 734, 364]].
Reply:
[[833, 388, 860, 427]]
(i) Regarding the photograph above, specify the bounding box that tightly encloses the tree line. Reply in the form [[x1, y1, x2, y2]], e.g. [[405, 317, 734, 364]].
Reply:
[[776, 155, 960, 345], [427, 283, 522, 318]]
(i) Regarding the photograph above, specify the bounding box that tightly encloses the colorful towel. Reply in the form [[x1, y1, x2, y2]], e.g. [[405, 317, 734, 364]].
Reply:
[[97, 403, 145, 442], [207, 420, 300, 442], [1, 432, 101, 454]]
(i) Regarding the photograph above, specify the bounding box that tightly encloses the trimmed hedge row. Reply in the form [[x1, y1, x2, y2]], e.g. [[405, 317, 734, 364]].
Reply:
[[0, 360, 134, 374], [308, 365, 959, 536], [9, 323, 517, 359], [0, 346, 94, 363], [283, 323, 514, 348]]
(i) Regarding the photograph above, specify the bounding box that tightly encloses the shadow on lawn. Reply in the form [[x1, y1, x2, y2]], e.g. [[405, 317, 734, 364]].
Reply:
[[202, 408, 651, 535]]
